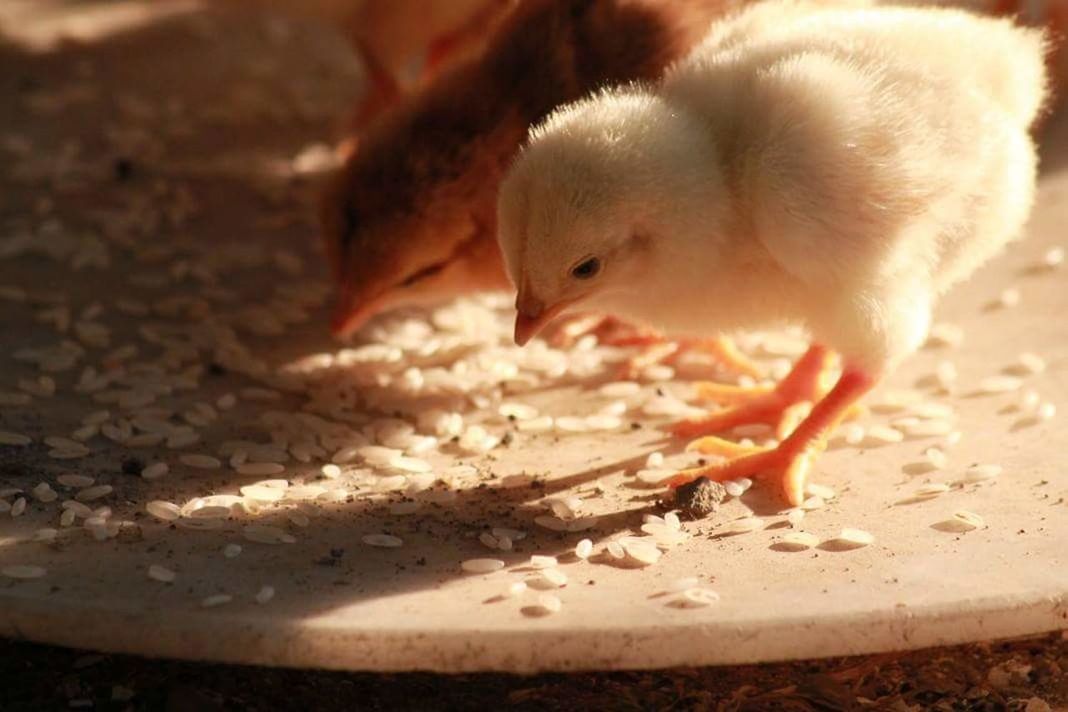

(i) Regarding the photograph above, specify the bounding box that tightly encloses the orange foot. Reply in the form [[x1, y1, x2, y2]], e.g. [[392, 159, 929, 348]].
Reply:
[[665, 363, 877, 506], [672, 345, 834, 440]]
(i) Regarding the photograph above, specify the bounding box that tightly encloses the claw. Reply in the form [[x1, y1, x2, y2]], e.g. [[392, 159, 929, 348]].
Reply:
[[665, 359, 877, 506], [665, 441, 815, 506]]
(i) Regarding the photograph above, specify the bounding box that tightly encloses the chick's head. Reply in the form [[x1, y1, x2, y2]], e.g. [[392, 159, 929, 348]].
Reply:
[[498, 89, 722, 345], [322, 91, 514, 338]]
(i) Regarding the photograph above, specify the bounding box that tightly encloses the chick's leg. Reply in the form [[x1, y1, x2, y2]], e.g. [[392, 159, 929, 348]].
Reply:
[[672, 345, 834, 441], [666, 366, 877, 505]]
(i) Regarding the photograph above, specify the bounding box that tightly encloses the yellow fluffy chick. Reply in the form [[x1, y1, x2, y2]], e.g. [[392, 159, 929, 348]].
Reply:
[[497, 0, 1048, 505]]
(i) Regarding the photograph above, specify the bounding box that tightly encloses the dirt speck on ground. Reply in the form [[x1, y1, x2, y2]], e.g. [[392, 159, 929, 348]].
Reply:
[[676, 478, 728, 518]]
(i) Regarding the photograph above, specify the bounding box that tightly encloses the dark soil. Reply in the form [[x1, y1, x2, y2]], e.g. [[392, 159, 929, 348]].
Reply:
[[2, 633, 1066, 711]]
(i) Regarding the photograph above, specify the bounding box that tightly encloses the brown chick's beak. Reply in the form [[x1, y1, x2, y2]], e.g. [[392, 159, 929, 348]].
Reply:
[[513, 297, 574, 347], [331, 288, 389, 339]]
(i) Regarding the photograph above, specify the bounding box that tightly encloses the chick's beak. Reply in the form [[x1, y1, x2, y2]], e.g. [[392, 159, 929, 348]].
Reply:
[[513, 291, 574, 347], [330, 285, 389, 339]]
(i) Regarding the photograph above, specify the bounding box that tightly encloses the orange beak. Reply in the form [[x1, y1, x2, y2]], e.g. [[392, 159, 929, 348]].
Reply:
[[513, 295, 577, 346], [330, 286, 391, 339]]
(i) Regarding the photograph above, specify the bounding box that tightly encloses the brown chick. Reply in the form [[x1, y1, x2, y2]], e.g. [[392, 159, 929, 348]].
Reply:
[[323, 0, 741, 339]]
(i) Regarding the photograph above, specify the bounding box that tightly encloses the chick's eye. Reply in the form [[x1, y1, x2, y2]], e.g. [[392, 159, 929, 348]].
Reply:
[[570, 257, 601, 280]]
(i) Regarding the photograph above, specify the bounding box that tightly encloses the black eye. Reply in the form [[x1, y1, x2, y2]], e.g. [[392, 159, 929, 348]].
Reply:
[[570, 257, 601, 280]]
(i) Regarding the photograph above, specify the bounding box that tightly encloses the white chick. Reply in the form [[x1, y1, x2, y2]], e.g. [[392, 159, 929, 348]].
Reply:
[[497, 0, 1048, 505]]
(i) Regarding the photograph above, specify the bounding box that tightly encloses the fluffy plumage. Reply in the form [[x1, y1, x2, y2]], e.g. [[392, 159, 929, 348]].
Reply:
[[498, 0, 1048, 503], [500, 0, 1046, 370]]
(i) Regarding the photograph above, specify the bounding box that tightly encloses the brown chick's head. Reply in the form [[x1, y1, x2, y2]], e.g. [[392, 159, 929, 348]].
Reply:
[[321, 84, 517, 338]]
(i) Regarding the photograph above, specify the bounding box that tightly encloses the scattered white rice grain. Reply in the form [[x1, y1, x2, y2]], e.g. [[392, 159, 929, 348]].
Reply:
[[901, 419, 955, 438], [479, 531, 499, 550], [606, 541, 625, 559], [57, 474, 94, 489], [461, 558, 505, 574], [2, 565, 46, 579], [146, 500, 181, 521], [11, 497, 26, 517], [866, 425, 904, 445], [952, 510, 984, 530], [141, 462, 168, 480], [585, 414, 622, 431], [255, 586, 275, 604], [997, 287, 1021, 308], [836, 528, 875, 547], [61, 500, 92, 517], [914, 483, 951, 498], [643, 365, 675, 381], [504, 581, 527, 598], [179, 454, 220, 469], [517, 416, 554, 433], [786, 508, 805, 527], [924, 447, 949, 470], [575, 539, 593, 559], [530, 554, 558, 569], [499, 402, 538, 421], [239, 484, 286, 502], [1020, 389, 1041, 412], [223, 544, 243, 558], [320, 464, 342, 479], [536, 593, 562, 614], [0, 431, 32, 446], [677, 588, 720, 608], [927, 323, 964, 348], [534, 515, 569, 532], [147, 565, 176, 583], [636, 468, 672, 485], [236, 462, 285, 476], [944, 430, 963, 447], [805, 483, 837, 500], [963, 464, 1002, 483], [554, 416, 589, 433], [801, 496, 826, 511], [623, 541, 662, 566], [59, 509, 76, 527], [32, 482, 57, 503], [388, 455, 432, 474], [841, 423, 865, 446], [645, 452, 664, 468], [362, 533, 403, 548], [1038, 402, 1056, 420], [537, 568, 568, 588], [779, 532, 819, 550], [1010, 352, 1046, 375], [724, 481, 744, 498], [201, 594, 232, 608], [728, 517, 764, 534], [599, 400, 628, 417], [1042, 246, 1064, 268], [664, 511, 681, 530], [75, 485, 112, 502], [599, 381, 641, 397], [977, 376, 1023, 395]]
